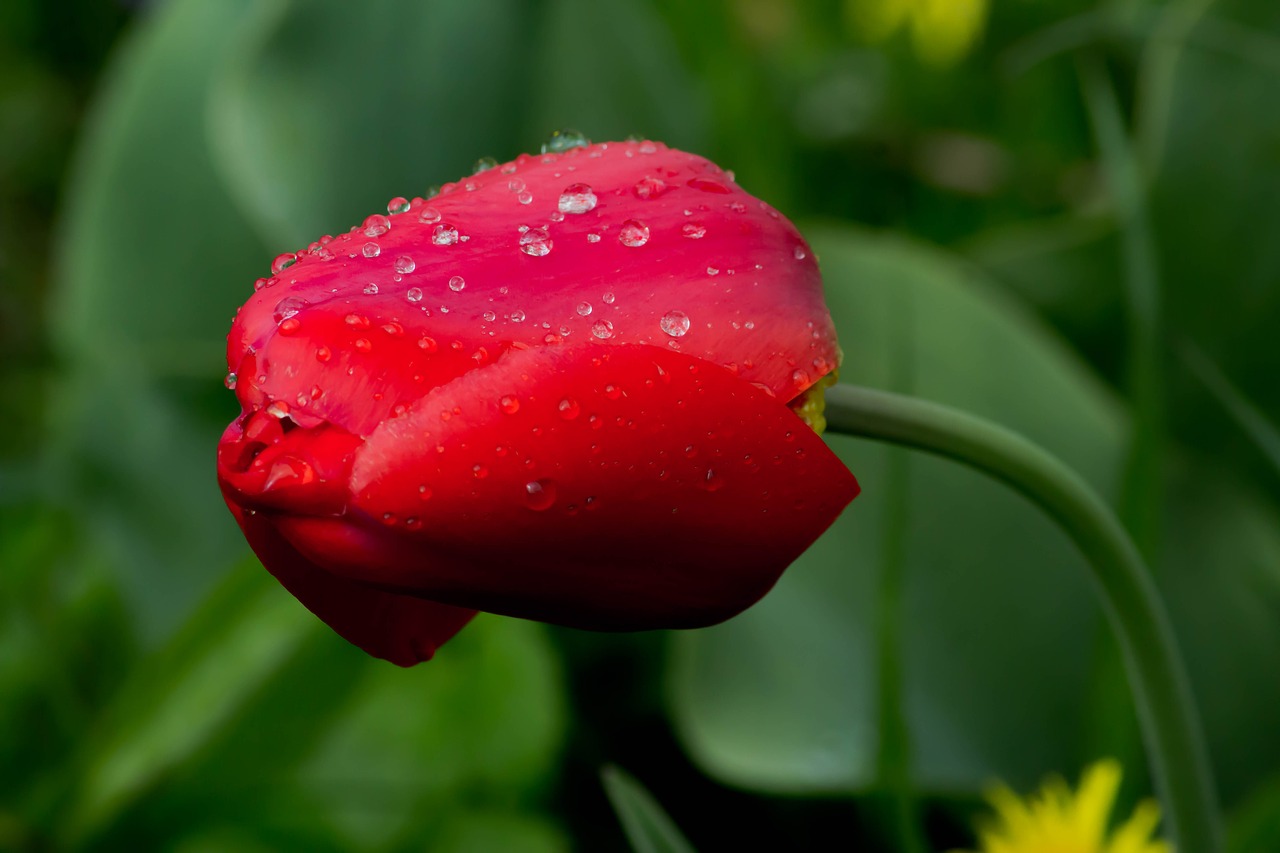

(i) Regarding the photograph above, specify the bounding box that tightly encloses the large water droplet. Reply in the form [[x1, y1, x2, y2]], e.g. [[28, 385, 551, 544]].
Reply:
[[362, 283, 379, 295], [448, 275, 465, 292], [510, 309, 526, 323], [473, 156, 498, 174], [266, 400, 291, 418], [432, 224, 459, 245], [264, 455, 316, 491], [682, 222, 706, 239], [363, 214, 391, 237], [602, 292, 616, 304], [524, 479, 557, 511], [576, 301, 592, 316], [362, 241, 381, 258], [271, 252, 297, 274], [224, 371, 237, 390], [558, 183, 597, 214], [279, 317, 301, 336], [406, 287, 424, 303], [387, 197, 410, 214], [660, 310, 690, 338], [273, 296, 306, 323], [618, 220, 649, 247], [542, 129, 589, 154], [419, 206, 441, 224], [394, 255, 416, 274], [632, 177, 669, 199], [591, 320, 614, 339], [520, 226, 553, 257]]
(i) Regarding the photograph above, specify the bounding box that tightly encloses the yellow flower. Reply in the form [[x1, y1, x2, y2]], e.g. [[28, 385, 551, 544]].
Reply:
[[847, 0, 990, 66], [957, 759, 1171, 853]]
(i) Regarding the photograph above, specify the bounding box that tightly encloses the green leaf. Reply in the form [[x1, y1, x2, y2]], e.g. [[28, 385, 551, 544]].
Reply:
[[1227, 776, 1280, 853], [669, 226, 1126, 795], [601, 765, 697, 853]]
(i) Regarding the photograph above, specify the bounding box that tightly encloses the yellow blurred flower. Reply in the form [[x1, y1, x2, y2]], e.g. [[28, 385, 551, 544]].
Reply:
[[847, 0, 990, 65], [957, 759, 1171, 853]]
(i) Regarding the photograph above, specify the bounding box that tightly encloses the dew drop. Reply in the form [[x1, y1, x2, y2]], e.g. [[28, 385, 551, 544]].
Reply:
[[224, 371, 237, 390], [406, 287, 424, 303], [271, 252, 297, 274], [273, 296, 305, 323], [419, 206, 441, 224], [445, 275, 464, 293], [576, 301, 592, 317], [266, 400, 290, 418], [418, 336, 438, 352], [591, 320, 614, 339], [362, 283, 379, 295], [682, 222, 706, 239], [418, 484, 433, 501], [524, 478, 557, 511], [558, 183, 597, 214], [432, 224, 459, 245], [362, 241, 381, 258], [355, 338, 372, 353], [473, 463, 489, 479], [701, 468, 725, 492], [279, 317, 301, 335], [660, 310, 690, 338], [542, 129, 589, 154], [586, 233, 601, 243], [519, 226, 553, 257], [500, 395, 520, 414], [510, 309, 526, 323], [363, 214, 391, 237], [315, 346, 331, 363], [618, 220, 649, 247], [517, 190, 533, 205], [387, 197, 410, 214], [602, 292, 615, 304], [394, 255, 416, 274], [794, 245, 807, 260], [632, 176, 669, 199], [558, 398, 581, 420], [473, 156, 498, 174]]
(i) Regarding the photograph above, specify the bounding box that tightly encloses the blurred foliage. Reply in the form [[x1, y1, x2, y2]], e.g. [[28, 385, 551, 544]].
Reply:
[[2, 0, 1279, 849]]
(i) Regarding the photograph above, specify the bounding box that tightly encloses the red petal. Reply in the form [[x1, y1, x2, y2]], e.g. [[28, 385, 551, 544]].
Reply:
[[222, 495, 476, 667], [269, 343, 858, 631], [228, 141, 837, 436]]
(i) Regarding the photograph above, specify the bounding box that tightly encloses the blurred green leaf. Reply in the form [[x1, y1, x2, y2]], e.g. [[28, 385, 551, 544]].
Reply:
[[669, 226, 1125, 795], [601, 765, 697, 853], [209, 0, 707, 250], [1227, 776, 1280, 853]]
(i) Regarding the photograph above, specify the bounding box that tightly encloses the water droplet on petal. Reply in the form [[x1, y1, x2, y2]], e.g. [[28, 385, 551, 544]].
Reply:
[[432, 224, 459, 245], [273, 296, 305, 323], [524, 478, 557, 511], [363, 214, 391, 237], [355, 338, 373, 353], [576, 301, 592, 316], [586, 233, 601, 243], [271, 252, 297, 274], [558, 183, 597, 214], [591, 320, 614, 339], [419, 206, 441, 224], [682, 222, 706, 239], [362, 241, 381, 258], [510, 309, 526, 323], [387, 197, 410, 214], [473, 156, 498, 174], [394, 255, 416, 274], [406, 287, 424, 303], [315, 346, 331, 363], [660, 310, 690, 338], [558, 398, 580, 420], [618, 220, 649, 247], [520, 226, 553, 257], [632, 176, 669, 199], [362, 283, 379, 295], [266, 400, 290, 418], [794, 245, 807, 260], [473, 463, 489, 479], [279, 317, 301, 335], [517, 191, 533, 205], [418, 484, 433, 501], [418, 336, 437, 352], [688, 176, 731, 194], [224, 371, 237, 390], [542, 129, 589, 153], [602, 292, 616, 304], [701, 468, 725, 492], [448, 275, 465, 292], [500, 395, 520, 414]]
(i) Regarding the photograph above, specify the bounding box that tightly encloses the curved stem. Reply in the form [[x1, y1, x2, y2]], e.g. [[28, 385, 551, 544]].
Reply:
[[824, 383, 1220, 853]]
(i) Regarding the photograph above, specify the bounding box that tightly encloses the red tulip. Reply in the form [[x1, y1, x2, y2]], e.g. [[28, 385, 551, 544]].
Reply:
[[218, 139, 859, 666]]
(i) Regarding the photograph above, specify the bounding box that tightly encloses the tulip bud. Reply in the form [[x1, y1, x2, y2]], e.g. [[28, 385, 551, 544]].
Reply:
[[218, 139, 859, 665]]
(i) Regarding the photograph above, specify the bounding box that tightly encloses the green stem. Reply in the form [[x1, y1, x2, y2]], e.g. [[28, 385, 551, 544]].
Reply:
[[824, 383, 1220, 853]]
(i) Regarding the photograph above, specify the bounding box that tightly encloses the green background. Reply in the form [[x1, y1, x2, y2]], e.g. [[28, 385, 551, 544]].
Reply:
[[2, 0, 1279, 849]]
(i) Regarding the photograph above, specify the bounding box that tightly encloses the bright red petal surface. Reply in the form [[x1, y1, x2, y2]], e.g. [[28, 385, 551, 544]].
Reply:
[[228, 140, 838, 436], [265, 343, 859, 630], [223, 489, 476, 667]]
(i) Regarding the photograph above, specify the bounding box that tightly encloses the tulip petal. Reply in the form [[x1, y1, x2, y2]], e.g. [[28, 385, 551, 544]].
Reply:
[[228, 141, 838, 437], [222, 497, 476, 667], [270, 342, 858, 631]]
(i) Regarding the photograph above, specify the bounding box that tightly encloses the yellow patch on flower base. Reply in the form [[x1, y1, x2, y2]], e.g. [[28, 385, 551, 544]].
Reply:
[[957, 759, 1171, 853], [790, 370, 838, 435]]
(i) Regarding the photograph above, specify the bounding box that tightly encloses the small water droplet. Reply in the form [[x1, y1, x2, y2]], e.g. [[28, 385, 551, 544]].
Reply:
[[792, 368, 810, 387], [382, 322, 403, 336], [406, 287, 423, 303], [473, 156, 498, 174], [591, 320, 614, 339], [586, 233, 601, 243], [432, 224, 459, 245], [517, 191, 533, 205], [794, 245, 807, 260], [444, 275, 464, 293], [387, 197, 410, 214], [604, 384, 621, 399], [508, 178, 526, 193], [520, 226, 553, 257], [482, 310, 496, 322], [632, 176, 669, 199], [707, 266, 719, 276], [500, 395, 520, 414], [682, 222, 706, 239], [266, 400, 290, 418], [418, 484, 433, 501], [618, 220, 649, 247], [355, 338, 373, 353], [660, 310, 690, 338], [363, 214, 391, 237], [279, 317, 301, 335], [271, 252, 297, 274], [542, 129, 589, 154], [558, 398, 580, 420], [419, 206, 441, 224], [362, 241, 381, 258], [701, 468, 725, 492], [418, 336, 437, 352], [524, 478, 557, 510], [224, 371, 237, 390], [344, 313, 370, 327], [602, 292, 616, 304], [362, 283, 379, 295], [687, 176, 731, 194], [315, 346, 331, 362], [510, 309, 526, 323], [473, 463, 489, 479], [576, 301, 592, 316], [557, 182, 597, 215], [394, 255, 416, 274], [273, 296, 306, 323]]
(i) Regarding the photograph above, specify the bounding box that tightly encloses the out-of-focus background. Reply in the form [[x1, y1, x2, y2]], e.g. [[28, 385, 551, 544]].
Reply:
[[2, 0, 1279, 849]]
